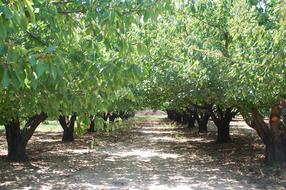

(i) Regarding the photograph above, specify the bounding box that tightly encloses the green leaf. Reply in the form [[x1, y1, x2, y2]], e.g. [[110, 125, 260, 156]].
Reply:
[[144, 11, 151, 22], [29, 55, 37, 66], [0, 6, 12, 19], [30, 73, 38, 89], [7, 49, 19, 64], [17, 13, 28, 30], [2, 70, 9, 88], [36, 60, 46, 76], [44, 45, 57, 53], [49, 64, 57, 79], [25, 0, 35, 22], [0, 25, 7, 41], [0, 44, 7, 56]]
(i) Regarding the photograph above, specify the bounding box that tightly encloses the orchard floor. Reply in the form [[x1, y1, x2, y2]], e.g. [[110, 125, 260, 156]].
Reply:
[[0, 111, 286, 190]]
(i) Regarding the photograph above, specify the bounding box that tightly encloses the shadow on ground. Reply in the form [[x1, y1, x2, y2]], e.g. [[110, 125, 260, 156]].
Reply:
[[0, 113, 285, 190]]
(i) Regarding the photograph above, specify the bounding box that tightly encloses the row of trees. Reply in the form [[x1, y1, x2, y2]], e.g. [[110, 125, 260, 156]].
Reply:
[[138, 0, 286, 164], [0, 0, 171, 161], [1, 0, 286, 165], [166, 107, 236, 143]]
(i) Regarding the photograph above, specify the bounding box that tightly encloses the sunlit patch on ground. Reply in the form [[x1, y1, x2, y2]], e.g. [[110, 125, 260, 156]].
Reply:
[[104, 148, 180, 162]]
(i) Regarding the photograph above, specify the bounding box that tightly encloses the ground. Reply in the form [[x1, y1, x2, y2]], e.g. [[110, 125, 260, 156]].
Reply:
[[0, 112, 286, 190]]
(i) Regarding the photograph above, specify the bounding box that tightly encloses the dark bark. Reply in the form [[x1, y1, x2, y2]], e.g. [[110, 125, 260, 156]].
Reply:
[[166, 110, 175, 120], [187, 114, 196, 128], [216, 123, 231, 143], [265, 139, 286, 164], [175, 112, 182, 123], [88, 115, 95, 133], [4, 113, 47, 162], [119, 111, 126, 119], [181, 112, 189, 125], [210, 107, 237, 143], [246, 104, 286, 164], [109, 113, 116, 122], [167, 109, 179, 121], [194, 112, 210, 133], [5, 120, 27, 162], [103, 113, 109, 121], [59, 113, 76, 142]]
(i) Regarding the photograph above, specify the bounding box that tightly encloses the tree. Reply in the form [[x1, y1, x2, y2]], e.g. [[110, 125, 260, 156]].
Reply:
[[209, 106, 237, 143], [223, 0, 286, 164], [139, 0, 286, 164], [0, 0, 172, 161], [4, 113, 47, 161], [59, 113, 77, 142]]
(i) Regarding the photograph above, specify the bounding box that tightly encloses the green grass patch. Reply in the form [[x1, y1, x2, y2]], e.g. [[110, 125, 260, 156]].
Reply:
[[133, 114, 167, 121], [37, 120, 62, 132], [0, 121, 62, 132]]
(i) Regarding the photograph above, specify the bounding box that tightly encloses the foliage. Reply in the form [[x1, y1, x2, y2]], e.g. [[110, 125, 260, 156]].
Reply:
[[0, 0, 172, 124]]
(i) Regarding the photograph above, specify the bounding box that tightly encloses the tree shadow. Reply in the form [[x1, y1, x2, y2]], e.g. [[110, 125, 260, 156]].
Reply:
[[0, 118, 285, 189]]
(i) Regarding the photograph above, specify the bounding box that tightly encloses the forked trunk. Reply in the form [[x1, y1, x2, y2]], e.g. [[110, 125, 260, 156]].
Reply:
[[195, 113, 210, 133], [210, 107, 236, 143], [59, 113, 76, 142], [4, 113, 47, 162]]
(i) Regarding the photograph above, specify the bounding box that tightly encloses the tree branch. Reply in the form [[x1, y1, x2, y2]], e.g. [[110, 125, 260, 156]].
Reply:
[[26, 31, 48, 46]]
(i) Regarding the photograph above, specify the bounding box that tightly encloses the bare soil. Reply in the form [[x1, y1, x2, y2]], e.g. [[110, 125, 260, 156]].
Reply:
[[0, 113, 286, 190]]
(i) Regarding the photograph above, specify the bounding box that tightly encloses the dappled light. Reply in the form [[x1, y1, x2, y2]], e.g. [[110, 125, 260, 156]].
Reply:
[[104, 148, 180, 160], [1, 113, 284, 189]]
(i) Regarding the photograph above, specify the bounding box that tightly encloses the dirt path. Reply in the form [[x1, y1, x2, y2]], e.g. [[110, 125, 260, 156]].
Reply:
[[0, 115, 285, 189]]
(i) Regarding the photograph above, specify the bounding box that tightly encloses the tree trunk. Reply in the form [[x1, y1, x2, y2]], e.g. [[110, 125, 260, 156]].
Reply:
[[5, 121, 28, 162], [186, 109, 196, 128], [257, 103, 286, 164], [216, 123, 231, 143], [175, 112, 182, 123], [166, 110, 172, 120], [241, 103, 286, 165], [4, 113, 47, 162], [198, 123, 208, 133], [181, 112, 188, 125], [59, 113, 76, 142], [187, 114, 196, 128], [88, 115, 95, 133], [109, 113, 116, 122], [210, 107, 236, 143], [166, 110, 176, 120], [265, 139, 286, 164], [62, 127, 74, 141], [195, 113, 210, 133]]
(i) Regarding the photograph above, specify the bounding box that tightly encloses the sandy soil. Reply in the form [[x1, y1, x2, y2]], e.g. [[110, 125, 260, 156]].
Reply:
[[0, 114, 285, 190]]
